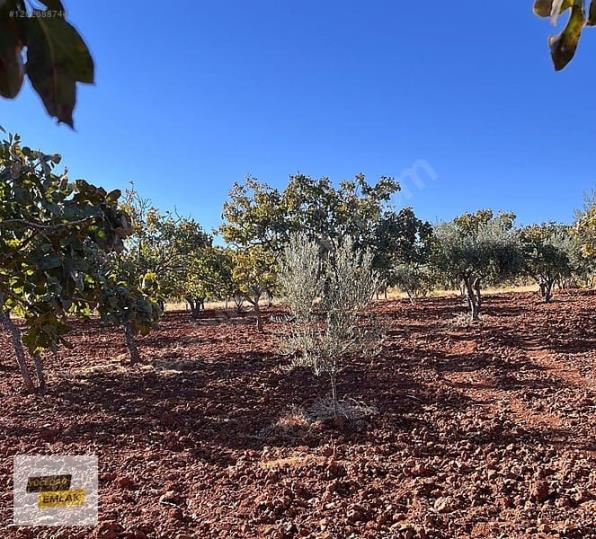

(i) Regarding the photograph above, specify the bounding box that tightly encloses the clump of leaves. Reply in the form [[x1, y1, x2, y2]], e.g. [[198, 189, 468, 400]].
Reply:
[[534, 0, 596, 70], [0, 132, 129, 391], [431, 211, 523, 321], [520, 223, 574, 302], [278, 233, 382, 416], [0, 1, 93, 126]]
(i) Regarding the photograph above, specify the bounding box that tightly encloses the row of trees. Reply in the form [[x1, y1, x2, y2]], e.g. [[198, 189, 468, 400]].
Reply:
[[1, 132, 595, 393]]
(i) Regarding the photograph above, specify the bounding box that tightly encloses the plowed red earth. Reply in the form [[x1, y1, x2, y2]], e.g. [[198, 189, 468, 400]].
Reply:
[[1, 291, 595, 539]]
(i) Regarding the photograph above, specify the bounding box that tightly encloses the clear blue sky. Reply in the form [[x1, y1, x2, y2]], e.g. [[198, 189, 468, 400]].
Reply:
[[1, 1, 595, 234]]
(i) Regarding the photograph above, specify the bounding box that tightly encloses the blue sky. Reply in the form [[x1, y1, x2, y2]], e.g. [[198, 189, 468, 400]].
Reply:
[[1, 1, 595, 234]]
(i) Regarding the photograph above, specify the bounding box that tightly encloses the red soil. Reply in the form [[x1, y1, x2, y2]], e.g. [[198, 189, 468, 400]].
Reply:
[[0, 290, 594, 538]]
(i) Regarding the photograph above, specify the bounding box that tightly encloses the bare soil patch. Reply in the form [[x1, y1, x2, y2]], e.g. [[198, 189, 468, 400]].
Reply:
[[0, 291, 594, 538]]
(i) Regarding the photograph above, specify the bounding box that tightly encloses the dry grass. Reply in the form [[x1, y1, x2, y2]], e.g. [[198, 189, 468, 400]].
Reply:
[[165, 284, 541, 312], [260, 454, 327, 471]]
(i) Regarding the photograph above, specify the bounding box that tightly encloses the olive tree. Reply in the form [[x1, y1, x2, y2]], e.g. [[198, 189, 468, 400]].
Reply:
[[279, 233, 380, 416], [432, 212, 523, 321]]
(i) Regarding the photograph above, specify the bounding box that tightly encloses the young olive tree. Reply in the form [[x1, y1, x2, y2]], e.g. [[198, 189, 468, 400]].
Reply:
[[520, 223, 574, 302], [279, 234, 380, 416], [0, 133, 130, 391], [432, 212, 523, 321]]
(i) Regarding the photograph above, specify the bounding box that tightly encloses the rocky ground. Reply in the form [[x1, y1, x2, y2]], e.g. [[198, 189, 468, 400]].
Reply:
[[0, 290, 594, 538]]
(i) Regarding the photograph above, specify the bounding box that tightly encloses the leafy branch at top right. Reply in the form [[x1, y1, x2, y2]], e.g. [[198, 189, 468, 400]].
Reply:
[[534, 0, 596, 70]]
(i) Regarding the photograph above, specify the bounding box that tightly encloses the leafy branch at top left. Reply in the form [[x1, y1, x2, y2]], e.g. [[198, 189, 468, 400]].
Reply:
[[0, 0, 93, 127]]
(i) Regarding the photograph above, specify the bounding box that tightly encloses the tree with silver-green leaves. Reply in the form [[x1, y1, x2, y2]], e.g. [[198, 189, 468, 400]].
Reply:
[[0, 132, 130, 391], [279, 233, 381, 416], [431, 211, 524, 321]]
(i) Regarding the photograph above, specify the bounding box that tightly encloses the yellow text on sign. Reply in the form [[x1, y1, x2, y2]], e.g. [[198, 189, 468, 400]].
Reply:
[[37, 489, 86, 509]]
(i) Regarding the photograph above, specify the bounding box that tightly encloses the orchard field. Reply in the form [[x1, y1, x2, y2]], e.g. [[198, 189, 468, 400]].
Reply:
[[1, 289, 594, 539]]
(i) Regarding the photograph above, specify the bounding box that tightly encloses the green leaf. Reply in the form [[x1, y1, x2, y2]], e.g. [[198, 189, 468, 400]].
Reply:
[[534, 0, 555, 17], [534, 0, 574, 18], [0, 9, 25, 98], [549, 1, 586, 70], [25, 14, 94, 127], [588, 0, 596, 25]]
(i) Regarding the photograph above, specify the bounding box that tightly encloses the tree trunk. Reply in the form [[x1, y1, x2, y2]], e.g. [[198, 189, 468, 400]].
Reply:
[[234, 295, 244, 314], [330, 372, 338, 417], [473, 277, 482, 309], [464, 277, 480, 321], [253, 301, 264, 332], [186, 296, 204, 319], [124, 323, 141, 364], [0, 310, 36, 392], [542, 279, 554, 303], [32, 353, 46, 393]]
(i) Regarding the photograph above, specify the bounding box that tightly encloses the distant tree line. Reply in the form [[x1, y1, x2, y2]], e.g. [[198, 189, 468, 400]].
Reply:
[[1, 132, 595, 394]]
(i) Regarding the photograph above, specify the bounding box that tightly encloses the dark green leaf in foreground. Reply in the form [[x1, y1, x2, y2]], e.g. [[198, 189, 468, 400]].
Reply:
[[588, 0, 596, 25], [549, 1, 586, 70], [25, 12, 94, 127], [0, 6, 25, 98]]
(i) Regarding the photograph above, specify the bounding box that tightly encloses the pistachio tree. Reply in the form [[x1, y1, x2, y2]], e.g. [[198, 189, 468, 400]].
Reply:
[[97, 267, 161, 364], [231, 246, 277, 332], [282, 173, 400, 251], [120, 186, 210, 308], [372, 207, 434, 297], [520, 223, 574, 302], [183, 246, 235, 318], [0, 133, 129, 391]]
